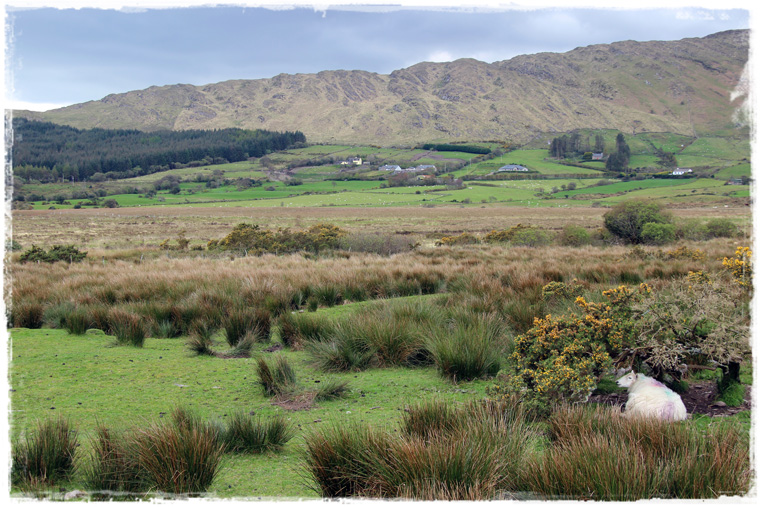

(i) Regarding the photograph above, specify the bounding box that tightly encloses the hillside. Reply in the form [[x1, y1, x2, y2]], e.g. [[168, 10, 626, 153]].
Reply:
[[14, 30, 749, 145]]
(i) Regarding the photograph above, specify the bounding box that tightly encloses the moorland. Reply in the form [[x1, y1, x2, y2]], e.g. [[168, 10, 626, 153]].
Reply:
[[5, 29, 755, 501]]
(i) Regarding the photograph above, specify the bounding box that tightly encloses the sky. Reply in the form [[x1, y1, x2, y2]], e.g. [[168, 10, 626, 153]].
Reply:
[[1, 1, 754, 111]]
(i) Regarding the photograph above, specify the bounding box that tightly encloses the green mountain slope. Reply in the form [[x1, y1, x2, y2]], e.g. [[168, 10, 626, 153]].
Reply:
[[15, 30, 749, 145]]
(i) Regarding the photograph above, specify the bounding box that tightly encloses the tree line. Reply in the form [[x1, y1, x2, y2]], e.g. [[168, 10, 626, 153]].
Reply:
[[10, 118, 306, 182]]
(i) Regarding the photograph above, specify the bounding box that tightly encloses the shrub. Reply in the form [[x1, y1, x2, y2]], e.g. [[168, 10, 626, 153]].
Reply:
[[509, 227, 552, 247], [557, 225, 591, 246], [603, 200, 672, 244], [641, 222, 675, 245], [483, 223, 534, 243], [722, 246, 752, 288], [435, 232, 478, 247], [630, 273, 750, 384], [19, 244, 88, 263], [210, 222, 346, 255], [541, 280, 584, 303], [492, 285, 645, 411], [705, 218, 738, 238], [12, 416, 78, 487]]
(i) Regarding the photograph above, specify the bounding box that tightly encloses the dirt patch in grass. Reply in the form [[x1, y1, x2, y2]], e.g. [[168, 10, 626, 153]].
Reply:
[[590, 380, 751, 417]]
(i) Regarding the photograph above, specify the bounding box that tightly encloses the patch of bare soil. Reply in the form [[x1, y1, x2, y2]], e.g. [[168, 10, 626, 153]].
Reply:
[[271, 392, 317, 411], [589, 381, 751, 417]]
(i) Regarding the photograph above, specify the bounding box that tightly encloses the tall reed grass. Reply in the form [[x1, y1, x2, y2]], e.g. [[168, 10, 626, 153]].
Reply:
[[301, 398, 537, 500], [521, 404, 752, 500], [11, 416, 78, 486]]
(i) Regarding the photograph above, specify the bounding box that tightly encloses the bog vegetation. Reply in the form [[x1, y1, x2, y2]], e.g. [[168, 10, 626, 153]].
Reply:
[[7, 198, 752, 500], [7, 120, 753, 500]]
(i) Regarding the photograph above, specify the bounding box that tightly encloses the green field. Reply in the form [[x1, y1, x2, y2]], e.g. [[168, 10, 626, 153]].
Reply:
[[9, 325, 489, 499]]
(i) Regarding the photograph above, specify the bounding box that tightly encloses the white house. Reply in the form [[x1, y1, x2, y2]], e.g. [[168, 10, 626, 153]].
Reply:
[[379, 164, 402, 172], [497, 164, 529, 172], [672, 168, 693, 176]]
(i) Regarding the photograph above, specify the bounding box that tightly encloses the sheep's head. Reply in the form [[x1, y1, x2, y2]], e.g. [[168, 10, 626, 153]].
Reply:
[[616, 372, 637, 388]]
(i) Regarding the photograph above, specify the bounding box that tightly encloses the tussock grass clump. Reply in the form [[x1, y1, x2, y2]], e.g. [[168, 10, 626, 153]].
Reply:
[[63, 307, 91, 335], [222, 412, 295, 453], [83, 425, 144, 494], [256, 355, 299, 397], [307, 321, 378, 372], [350, 313, 421, 367], [223, 307, 271, 347], [400, 399, 459, 439], [277, 311, 335, 348], [12, 416, 78, 487], [9, 301, 45, 329], [301, 423, 383, 498], [522, 404, 752, 500], [313, 378, 351, 401], [186, 318, 218, 356], [425, 315, 505, 381], [130, 419, 225, 495], [108, 309, 148, 347], [302, 398, 536, 500]]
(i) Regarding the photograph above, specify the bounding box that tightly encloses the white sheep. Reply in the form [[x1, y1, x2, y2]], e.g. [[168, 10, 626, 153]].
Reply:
[[616, 371, 688, 421]]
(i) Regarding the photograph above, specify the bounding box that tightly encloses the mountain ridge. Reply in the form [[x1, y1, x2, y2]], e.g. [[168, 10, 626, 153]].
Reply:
[[14, 29, 749, 145]]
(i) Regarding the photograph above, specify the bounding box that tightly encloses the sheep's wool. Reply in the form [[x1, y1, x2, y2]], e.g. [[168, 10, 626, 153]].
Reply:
[[616, 372, 688, 421]]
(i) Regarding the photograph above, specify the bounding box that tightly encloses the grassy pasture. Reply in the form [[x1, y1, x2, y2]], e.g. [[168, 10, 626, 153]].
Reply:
[[9, 326, 489, 499]]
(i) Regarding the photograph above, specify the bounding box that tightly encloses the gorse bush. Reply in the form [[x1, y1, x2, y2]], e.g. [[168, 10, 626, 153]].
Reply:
[[19, 244, 88, 263], [491, 285, 645, 412], [630, 271, 750, 384], [208, 222, 346, 254], [12, 416, 78, 487]]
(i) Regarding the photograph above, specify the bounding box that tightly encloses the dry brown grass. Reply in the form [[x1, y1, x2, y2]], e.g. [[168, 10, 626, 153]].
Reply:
[[11, 205, 750, 249]]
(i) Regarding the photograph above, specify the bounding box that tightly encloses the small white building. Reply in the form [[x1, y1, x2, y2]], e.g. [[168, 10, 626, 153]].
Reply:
[[497, 164, 529, 172], [379, 164, 402, 172], [672, 168, 693, 176]]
